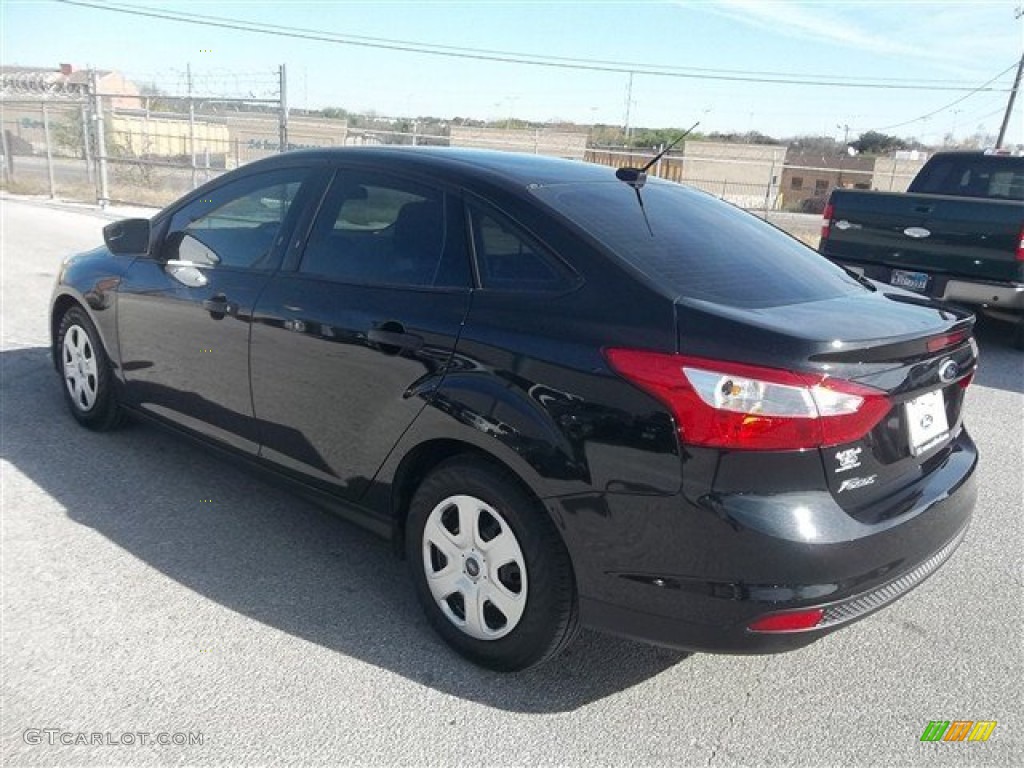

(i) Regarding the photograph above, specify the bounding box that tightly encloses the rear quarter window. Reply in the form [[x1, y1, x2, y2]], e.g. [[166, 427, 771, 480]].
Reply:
[[531, 181, 862, 308]]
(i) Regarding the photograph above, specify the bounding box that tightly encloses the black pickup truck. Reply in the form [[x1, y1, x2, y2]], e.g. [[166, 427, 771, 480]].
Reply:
[[820, 151, 1024, 347]]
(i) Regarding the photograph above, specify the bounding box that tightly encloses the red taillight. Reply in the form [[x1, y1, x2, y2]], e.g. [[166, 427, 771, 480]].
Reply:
[[604, 349, 891, 451], [748, 609, 825, 633], [820, 201, 834, 242], [1016, 224, 1024, 261]]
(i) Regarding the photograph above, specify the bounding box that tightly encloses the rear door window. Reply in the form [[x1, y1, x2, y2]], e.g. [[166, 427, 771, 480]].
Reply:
[[532, 181, 863, 308], [298, 171, 469, 288]]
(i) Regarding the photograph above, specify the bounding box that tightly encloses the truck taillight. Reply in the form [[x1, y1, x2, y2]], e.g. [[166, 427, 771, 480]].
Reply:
[[605, 349, 890, 451], [1016, 224, 1024, 261], [820, 202, 834, 242]]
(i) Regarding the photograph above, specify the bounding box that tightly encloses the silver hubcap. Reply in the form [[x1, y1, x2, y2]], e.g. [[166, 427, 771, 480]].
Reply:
[[62, 324, 99, 412], [422, 494, 528, 640]]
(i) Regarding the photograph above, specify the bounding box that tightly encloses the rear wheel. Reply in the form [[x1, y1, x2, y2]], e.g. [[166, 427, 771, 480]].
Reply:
[[56, 306, 122, 430], [406, 457, 579, 671]]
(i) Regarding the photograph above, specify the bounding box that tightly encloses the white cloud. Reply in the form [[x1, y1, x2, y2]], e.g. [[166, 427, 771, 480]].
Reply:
[[713, 0, 925, 56], [704, 0, 1016, 76]]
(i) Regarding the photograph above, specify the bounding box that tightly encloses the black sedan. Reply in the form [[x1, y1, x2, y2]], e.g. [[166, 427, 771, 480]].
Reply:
[[50, 148, 978, 671]]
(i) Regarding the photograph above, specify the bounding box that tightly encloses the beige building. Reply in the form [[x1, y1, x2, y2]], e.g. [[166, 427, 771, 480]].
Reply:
[[779, 151, 876, 211]]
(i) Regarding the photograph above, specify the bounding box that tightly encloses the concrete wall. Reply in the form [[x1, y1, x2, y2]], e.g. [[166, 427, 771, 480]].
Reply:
[[872, 156, 929, 192], [226, 114, 348, 162], [108, 114, 229, 159], [450, 126, 588, 159]]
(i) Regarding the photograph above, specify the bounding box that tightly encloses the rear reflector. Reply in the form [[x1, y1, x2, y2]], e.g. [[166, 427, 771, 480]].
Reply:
[[748, 609, 825, 633], [926, 328, 970, 352], [605, 349, 890, 451]]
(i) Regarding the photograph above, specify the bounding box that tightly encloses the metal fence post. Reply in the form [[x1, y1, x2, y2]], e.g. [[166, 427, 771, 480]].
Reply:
[[41, 103, 56, 198], [0, 124, 12, 182], [90, 70, 110, 207], [762, 150, 778, 217], [188, 63, 197, 189], [80, 103, 95, 186], [278, 63, 288, 152]]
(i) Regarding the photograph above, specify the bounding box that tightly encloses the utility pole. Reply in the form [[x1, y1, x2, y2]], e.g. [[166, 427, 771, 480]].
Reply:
[[996, 53, 1024, 149], [837, 123, 851, 146], [836, 123, 851, 188], [279, 63, 289, 153]]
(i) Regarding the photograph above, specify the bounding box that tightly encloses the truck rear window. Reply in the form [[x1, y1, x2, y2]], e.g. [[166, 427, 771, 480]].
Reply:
[[909, 155, 1024, 200], [531, 181, 863, 308]]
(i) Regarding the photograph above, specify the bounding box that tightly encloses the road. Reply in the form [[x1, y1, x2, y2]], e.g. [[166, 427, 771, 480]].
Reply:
[[1, 194, 1021, 767]]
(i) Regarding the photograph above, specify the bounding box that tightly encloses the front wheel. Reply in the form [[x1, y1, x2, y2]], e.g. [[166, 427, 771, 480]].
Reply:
[[56, 306, 122, 430], [406, 457, 579, 671]]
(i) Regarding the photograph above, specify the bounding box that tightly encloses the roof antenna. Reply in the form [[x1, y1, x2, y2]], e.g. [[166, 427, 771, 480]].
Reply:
[[615, 121, 700, 190], [615, 121, 699, 236]]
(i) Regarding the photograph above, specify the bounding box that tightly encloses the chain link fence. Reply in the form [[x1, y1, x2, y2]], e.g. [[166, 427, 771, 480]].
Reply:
[[2, 66, 927, 235], [1, 66, 293, 206]]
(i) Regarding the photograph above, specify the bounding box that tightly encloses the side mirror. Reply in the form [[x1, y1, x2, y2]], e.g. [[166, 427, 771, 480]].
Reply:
[[102, 218, 151, 255]]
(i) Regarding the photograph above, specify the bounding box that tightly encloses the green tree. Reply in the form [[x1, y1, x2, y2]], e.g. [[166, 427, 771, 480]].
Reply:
[[53, 110, 88, 158], [851, 130, 908, 155]]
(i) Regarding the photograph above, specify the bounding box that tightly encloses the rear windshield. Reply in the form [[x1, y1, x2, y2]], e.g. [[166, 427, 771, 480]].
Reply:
[[531, 181, 863, 308], [909, 155, 1024, 200]]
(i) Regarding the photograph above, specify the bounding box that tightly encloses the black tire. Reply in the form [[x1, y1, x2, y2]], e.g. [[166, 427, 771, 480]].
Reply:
[[55, 306, 123, 431], [405, 456, 579, 672]]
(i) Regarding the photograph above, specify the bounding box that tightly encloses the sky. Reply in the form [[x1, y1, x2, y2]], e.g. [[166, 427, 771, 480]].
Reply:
[[1, 0, 1022, 145]]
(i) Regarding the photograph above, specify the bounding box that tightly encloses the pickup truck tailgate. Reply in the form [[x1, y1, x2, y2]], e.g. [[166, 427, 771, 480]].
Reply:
[[823, 191, 1023, 284]]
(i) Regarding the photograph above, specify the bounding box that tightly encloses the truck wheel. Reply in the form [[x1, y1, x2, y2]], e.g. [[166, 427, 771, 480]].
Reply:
[[406, 456, 579, 671]]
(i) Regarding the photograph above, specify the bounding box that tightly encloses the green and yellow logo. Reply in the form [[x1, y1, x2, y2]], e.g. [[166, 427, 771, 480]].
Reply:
[[920, 720, 997, 742]]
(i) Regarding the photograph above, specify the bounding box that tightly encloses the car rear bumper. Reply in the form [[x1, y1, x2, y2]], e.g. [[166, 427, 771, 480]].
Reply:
[[837, 262, 1023, 313], [555, 430, 978, 654], [940, 278, 1024, 311]]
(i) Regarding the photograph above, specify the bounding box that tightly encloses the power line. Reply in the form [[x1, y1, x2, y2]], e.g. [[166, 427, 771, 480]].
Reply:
[[56, 0, 1017, 93], [874, 61, 1020, 130]]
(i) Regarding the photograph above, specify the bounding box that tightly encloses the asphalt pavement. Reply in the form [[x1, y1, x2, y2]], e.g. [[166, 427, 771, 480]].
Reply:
[[1, 194, 1021, 767]]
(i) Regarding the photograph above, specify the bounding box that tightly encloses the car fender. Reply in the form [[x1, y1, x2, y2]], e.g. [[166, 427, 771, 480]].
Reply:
[[49, 247, 129, 378]]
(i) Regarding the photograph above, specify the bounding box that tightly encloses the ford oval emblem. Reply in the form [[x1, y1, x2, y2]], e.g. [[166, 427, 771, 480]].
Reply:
[[938, 359, 959, 383], [904, 227, 931, 239]]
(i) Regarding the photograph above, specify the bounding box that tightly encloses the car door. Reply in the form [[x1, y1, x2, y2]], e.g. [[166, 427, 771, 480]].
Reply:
[[249, 166, 472, 500], [117, 166, 321, 452]]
